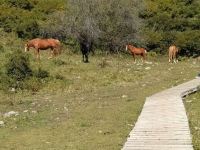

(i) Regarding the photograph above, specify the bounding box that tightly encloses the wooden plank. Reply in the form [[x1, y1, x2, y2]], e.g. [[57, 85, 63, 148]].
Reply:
[[122, 78, 200, 150]]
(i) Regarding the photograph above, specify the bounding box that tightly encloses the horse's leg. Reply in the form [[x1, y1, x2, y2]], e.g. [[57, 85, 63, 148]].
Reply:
[[173, 56, 176, 63], [48, 49, 51, 57], [140, 56, 143, 63], [34, 49, 37, 58], [48, 48, 54, 59], [141, 53, 145, 63], [173, 56, 177, 64], [55, 48, 59, 56], [172, 52, 177, 63], [143, 52, 146, 63], [50, 50, 54, 59], [58, 47, 61, 55], [132, 53, 136, 63], [53, 48, 58, 57], [169, 53, 172, 63], [85, 53, 89, 63]]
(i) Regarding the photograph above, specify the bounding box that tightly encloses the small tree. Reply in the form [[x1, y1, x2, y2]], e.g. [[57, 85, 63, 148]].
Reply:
[[40, 0, 144, 53], [66, 0, 143, 52]]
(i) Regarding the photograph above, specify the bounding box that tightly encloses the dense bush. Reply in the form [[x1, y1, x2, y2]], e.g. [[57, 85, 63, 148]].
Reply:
[[5, 50, 33, 81], [7, 0, 34, 10], [34, 68, 49, 79], [0, 50, 50, 92], [175, 30, 200, 56]]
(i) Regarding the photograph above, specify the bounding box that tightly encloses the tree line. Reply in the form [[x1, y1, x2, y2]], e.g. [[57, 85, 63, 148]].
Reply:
[[0, 0, 199, 55]]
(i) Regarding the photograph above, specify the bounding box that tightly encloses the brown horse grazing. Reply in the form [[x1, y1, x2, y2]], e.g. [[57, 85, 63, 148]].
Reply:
[[126, 44, 147, 62], [24, 38, 61, 60], [168, 45, 179, 63]]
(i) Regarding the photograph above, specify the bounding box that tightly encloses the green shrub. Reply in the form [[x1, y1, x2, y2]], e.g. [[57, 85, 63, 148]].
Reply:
[[178, 56, 187, 61], [55, 74, 65, 80], [16, 20, 40, 39], [147, 51, 158, 57], [1, 51, 50, 92], [7, 0, 34, 10], [34, 68, 49, 79], [5, 50, 32, 81], [175, 30, 200, 56], [2, 49, 32, 90]]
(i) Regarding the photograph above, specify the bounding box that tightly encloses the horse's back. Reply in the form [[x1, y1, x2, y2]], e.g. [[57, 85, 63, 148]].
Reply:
[[27, 38, 60, 50], [80, 42, 88, 54], [129, 45, 146, 54], [29, 38, 46, 44], [47, 39, 61, 47], [169, 45, 178, 55], [169, 45, 178, 61], [28, 38, 41, 44]]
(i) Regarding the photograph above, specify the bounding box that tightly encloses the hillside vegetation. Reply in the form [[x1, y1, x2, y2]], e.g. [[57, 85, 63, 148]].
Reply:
[[0, 0, 199, 54]]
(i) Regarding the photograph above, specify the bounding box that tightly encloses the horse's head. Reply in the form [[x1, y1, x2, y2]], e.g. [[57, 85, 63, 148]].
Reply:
[[24, 44, 29, 52]]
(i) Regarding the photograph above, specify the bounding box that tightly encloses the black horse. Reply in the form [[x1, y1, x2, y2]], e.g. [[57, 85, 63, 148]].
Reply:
[[80, 40, 93, 63]]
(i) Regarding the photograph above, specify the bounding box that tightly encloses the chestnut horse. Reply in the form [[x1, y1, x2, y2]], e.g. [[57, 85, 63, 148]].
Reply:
[[24, 38, 61, 59], [168, 45, 179, 63], [126, 44, 147, 62]]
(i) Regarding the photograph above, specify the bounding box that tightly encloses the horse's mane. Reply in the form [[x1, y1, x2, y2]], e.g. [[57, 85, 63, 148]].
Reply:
[[128, 44, 136, 48]]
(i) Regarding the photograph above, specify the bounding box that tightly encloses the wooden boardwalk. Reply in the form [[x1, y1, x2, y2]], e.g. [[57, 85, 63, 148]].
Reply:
[[122, 78, 200, 150]]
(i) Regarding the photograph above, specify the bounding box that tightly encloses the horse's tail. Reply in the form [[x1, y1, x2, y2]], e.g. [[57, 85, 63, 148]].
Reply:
[[55, 39, 60, 44], [24, 43, 28, 52], [56, 40, 62, 54]]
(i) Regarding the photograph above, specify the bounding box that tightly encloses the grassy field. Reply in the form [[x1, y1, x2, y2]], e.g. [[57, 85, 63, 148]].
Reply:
[[0, 48, 200, 150], [185, 91, 200, 150]]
